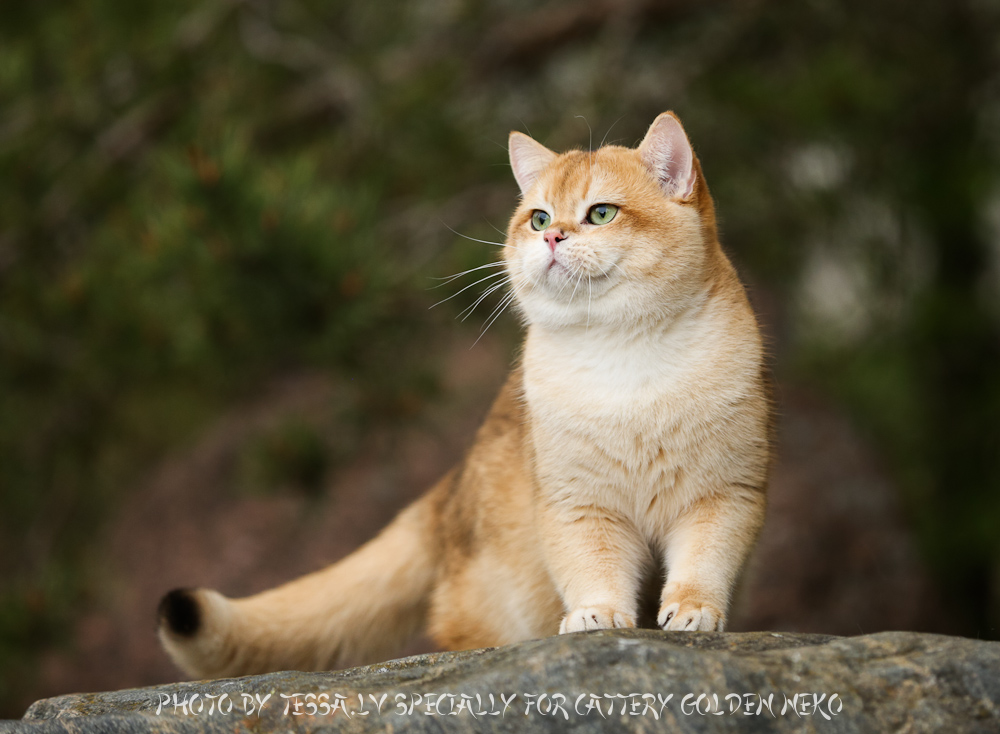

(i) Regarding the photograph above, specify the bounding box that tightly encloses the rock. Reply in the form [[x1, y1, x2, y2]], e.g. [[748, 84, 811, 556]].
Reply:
[[6, 630, 1000, 732]]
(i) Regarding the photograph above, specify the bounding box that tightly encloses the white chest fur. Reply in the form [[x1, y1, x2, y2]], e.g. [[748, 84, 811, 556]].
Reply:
[[522, 301, 764, 537]]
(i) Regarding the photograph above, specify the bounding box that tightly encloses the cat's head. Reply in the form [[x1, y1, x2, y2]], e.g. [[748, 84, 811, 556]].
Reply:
[[504, 112, 719, 330]]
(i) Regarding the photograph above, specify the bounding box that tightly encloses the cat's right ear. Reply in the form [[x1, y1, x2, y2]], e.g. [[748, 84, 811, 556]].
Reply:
[[638, 112, 697, 200], [509, 132, 556, 196]]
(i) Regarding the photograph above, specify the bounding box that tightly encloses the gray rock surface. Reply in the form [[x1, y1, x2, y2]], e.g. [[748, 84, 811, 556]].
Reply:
[[5, 630, 1000, 732]]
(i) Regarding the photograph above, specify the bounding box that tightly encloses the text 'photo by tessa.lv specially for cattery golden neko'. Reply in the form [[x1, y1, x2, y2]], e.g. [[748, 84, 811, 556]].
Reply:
[[158, 111, 773, 679]]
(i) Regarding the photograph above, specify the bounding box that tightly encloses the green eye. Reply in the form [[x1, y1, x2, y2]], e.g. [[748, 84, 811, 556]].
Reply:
[[530, 210, 551, 231], [587, 204, 619, 225]]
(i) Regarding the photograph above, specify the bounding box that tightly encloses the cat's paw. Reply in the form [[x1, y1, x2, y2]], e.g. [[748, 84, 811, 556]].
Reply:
[[560, 606, 636, 634], [657, 590, 725, 632]]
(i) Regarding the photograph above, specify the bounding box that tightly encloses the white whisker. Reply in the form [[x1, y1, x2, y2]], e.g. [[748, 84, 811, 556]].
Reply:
[[459, 277, 510, 321], [587, 276, 593, 329], [569, 271, 584, 303], [576, 114, 595, 181], [485, 220, 509, 239], [430, 270, 507, 309], [600, 116, 625, 148], [589, 253, 630, 283], [473, 286, 519, 347], [576, 114, 592, 153], [429, 261, 505, 287], [481, 288, 515, 329], [553, 270, 575, 300], [441, 221, 512, 248]]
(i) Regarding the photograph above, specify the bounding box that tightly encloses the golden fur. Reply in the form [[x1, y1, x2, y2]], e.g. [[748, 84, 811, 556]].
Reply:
[[158, 111, 771, 678]]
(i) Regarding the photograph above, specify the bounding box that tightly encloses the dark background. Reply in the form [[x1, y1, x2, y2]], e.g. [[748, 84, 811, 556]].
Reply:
[[2, 0, 999, 718]]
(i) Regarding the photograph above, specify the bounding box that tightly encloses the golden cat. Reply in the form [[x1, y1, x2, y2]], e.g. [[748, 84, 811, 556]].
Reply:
[[158, 111, 771, 678]]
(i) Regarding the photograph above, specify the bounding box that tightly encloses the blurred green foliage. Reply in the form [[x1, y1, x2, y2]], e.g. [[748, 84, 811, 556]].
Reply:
[[238, 419, 331, 497], [1, 0, 999, 715]]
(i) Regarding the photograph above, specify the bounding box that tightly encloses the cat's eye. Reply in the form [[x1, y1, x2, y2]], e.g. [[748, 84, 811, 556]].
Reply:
[[587, 204, 619, 225], [530, 210, 551, 231]]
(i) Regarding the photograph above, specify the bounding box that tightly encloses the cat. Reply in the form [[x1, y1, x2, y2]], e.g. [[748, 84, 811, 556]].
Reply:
[[158, 111, 772, 679]]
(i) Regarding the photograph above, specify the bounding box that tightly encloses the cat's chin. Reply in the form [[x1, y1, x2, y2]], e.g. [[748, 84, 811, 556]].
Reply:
[[516, 284, 628, 329], [512, 258, 627, 319]]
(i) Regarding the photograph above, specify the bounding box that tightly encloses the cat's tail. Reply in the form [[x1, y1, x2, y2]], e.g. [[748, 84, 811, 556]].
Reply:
[[157, 487, 443, 679]]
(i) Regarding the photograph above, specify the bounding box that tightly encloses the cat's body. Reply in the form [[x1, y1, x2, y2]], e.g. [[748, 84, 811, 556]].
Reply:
[[159, 112, 771, 679]]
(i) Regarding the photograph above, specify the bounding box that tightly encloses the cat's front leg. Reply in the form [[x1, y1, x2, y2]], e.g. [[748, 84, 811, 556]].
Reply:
[[658, 485, 766, 632], [540, 501, 649, 633]]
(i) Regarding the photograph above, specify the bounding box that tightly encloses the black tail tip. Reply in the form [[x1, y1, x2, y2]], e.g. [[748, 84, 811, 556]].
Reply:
[[159, 588, 202, 637]]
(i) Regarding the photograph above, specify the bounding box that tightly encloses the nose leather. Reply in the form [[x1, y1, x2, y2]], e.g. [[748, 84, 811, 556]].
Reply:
[[544, 229, 566, 252]]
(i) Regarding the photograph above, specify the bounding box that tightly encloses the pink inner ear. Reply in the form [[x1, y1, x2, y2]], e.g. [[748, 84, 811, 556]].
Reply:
[[639, 114, 696, 199], [509, 133, 556, 195]]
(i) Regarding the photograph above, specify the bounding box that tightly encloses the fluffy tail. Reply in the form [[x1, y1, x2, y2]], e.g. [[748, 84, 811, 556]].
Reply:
[[158, 492, 441, 679]]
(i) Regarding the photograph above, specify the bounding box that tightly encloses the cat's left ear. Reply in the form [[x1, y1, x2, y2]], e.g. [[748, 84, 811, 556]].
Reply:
[[638, 112, 697, 200], [509, 132, 557, 196]]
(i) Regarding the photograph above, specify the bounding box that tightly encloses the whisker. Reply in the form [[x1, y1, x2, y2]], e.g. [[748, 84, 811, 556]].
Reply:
[[485, 219, 509, 239], [473, 286, 519, 347], [553, 270, 575, 300], [440, 221, 511, 248], [459, 277, 510, 321], [610, 263, 630, 281], [576, 114, 593, 153], [429, 261, 505, 287], [517, 116, 534, 141], [430, 270, 508, 308], [577, 114, 594, 181], [488, 136, 510, 154], [481, 287, 515, 329], [592, 254, 631, 282], [600, 115, 625, 148], [569, 271, 584, 303], [587, 276, 593, 329]]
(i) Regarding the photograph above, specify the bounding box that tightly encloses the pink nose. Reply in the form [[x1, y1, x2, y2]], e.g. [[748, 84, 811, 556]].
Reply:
[[543, 229, 566, 252]]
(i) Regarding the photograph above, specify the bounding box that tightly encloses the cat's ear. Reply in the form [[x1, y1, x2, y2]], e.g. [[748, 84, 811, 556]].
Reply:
[[509, 132, 557, 196], [638, 112, 697, 200]]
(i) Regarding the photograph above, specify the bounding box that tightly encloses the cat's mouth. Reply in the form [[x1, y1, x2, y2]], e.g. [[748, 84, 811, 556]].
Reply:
[[537, 258, 617, 304], [545, 255, 614, 284]]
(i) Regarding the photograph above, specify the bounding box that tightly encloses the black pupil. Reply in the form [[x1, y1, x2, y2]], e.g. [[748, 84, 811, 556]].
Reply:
[[595, 206, 606, 218]]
